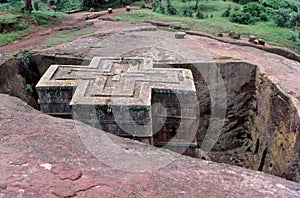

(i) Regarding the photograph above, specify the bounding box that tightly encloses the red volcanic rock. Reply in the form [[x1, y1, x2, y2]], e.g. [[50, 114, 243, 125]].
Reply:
[[0, 94, 300, 197]]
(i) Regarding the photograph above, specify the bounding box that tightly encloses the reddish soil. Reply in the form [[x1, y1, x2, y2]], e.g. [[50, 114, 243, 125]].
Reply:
[[0, 9, 121, 54]]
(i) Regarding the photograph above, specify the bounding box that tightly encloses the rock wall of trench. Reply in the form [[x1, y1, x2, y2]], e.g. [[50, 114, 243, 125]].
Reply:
[[0, 58, 38, 108], [249, 70, 300, 182], [168, 62, 256, 167], [169, 61, 300, 182]]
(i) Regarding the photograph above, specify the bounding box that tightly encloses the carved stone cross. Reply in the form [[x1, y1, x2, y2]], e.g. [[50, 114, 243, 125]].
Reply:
[[36, 57, 198, 156]]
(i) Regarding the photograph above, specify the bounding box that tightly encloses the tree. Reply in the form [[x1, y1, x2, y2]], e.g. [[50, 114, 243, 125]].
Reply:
[[195, 0, 199, 10], [23, 0, 33, 12], [273, 8, 291, 28], [83, 0, 95, 8]]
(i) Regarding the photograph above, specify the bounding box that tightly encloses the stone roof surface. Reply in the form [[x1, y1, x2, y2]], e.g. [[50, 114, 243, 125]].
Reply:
[[36, 57, 195, 106]]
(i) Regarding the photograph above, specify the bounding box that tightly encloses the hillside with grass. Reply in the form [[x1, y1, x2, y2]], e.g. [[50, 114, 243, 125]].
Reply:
[[0, 0, 299, 53], [0, 0, 65, 47], [117, 0, 300, 53]]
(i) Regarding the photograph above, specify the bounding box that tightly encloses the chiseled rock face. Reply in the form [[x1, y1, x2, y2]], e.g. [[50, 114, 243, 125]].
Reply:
[[249, 69, 300, 182], [168, 61, 300, 182], [166, 61, 256, 165], [0, 94, 300, 197], [0, 58, 38, 109]]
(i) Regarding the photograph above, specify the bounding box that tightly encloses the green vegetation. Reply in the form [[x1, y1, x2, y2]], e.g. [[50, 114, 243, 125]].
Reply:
[[0, 29, 29, 46], [1, 48, 32, 57], [0, 0, 80, 12], [116, 0, 300, 53], [42, 27, 96, 47], [1, 0, 299, 53], [26, 10, 64, 26], [0, 0, 64, 47], [228, 2, 270, 24]]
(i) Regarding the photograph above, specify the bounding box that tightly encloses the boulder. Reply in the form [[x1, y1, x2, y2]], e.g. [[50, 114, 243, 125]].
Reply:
[[175, 32, 186, 39], [228, 31, 240, 39], [89, 7, 96, 12], [258, 39, 265, 45], [249, 35, 256, 42]]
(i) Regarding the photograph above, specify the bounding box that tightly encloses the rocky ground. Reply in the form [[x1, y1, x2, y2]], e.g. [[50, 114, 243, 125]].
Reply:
[[0, 8, 300, 197], [1, 94, 300, 197]]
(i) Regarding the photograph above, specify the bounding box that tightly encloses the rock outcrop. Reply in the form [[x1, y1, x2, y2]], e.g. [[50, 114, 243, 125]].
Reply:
[[0, 94, 300, 197]]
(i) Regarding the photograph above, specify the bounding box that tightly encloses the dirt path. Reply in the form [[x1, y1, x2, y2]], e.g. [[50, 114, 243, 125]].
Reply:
[[0, 9, 123, 54]]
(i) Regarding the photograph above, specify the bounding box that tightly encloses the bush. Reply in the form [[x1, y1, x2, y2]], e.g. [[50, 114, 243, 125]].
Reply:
[[151, 0, 160, 11], [229, 10, 251, 24], [0, 0, 24, 11], [196, 10, 205, 19], [221, 5, 231, 17], [234, 5, 240, 11], [289, 34, 296, 42], [140, 1, 145, 9], [243, 2, 265, 17], [274, 8, 291, 28], [54, 0, 83, 11], [290, 12, 300, 30], [238, 0, 258, 5], [265, 7, 274, 17], [33, 2, 39, 11], [152, 0, 165, 14], [229, 2, 269, 24], [166, 0, 177, 15], [183, 8, 193, 17], [259, 12, 269, 21], [157, 4, 165, 14], [26, 11, 57, 26], [260, 0, 297, 12]]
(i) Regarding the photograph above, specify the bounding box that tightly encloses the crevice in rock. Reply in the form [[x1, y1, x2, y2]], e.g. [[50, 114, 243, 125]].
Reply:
[[258, 147, 268, 171], [52, 183, 103, 198], [18, 58, 40, 109], [254, 138, 259, 154]]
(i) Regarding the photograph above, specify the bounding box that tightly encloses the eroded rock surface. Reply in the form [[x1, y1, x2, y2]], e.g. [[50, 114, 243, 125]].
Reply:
[[0, 94, 300, 197]]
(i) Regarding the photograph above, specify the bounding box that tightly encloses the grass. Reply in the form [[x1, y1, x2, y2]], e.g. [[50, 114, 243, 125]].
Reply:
[[26, 11, 65, 26], [1, 51, 18, 57], [0, 10, 65, 47], [42, 27, 97, 47], [0, 11, 22, 23], [1, 48, 32, 57], [116, 0, 300, 54], [0, 29, 31, 47]]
